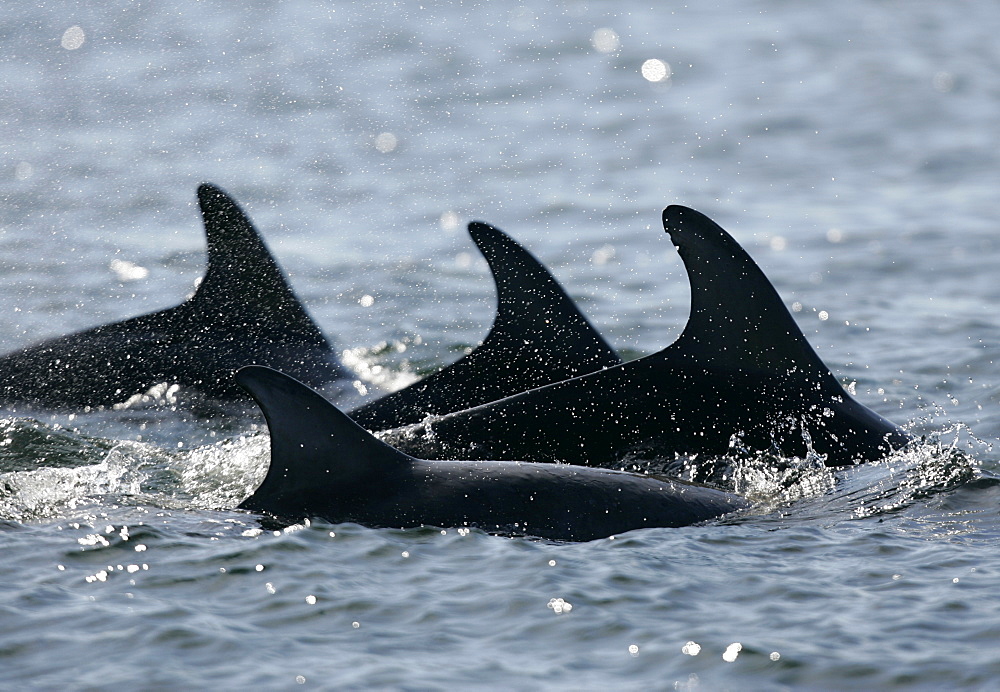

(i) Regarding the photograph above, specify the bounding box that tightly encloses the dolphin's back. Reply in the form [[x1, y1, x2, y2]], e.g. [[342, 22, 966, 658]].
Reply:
[[0, 184, 346, 408], [237, 365, 747, 541], [380, 206, 908, 467], [349, 221, 620, 429]]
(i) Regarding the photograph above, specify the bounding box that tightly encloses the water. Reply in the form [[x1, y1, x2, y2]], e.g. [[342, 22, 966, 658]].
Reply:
[[2, 0, 1000, 688]]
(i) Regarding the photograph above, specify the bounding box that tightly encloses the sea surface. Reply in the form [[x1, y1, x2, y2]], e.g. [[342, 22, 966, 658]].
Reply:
[[2, 1, 1000, 689]]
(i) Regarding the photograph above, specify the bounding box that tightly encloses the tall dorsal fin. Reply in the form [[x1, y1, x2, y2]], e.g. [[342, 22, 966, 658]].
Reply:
[[348, 222, 620, 429], [468, 221, 619, 370], [659, 205, 835, 381], [236, 366, 411, 515], [189, 183, 329, 345]]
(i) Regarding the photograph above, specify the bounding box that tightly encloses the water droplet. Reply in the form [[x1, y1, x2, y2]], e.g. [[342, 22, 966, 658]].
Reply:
[[722, 642, 742, 662], [547, 597, 572, 614]]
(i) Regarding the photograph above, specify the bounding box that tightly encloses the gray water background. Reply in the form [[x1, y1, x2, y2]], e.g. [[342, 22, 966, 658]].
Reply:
[[2, 1, 1000, 689]]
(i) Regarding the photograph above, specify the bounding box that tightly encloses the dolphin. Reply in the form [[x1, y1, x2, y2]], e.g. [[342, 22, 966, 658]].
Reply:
[[348, 221, 621, 429], [0, 185, 616, 415], [0, 183, 349, 408], [381, 206, 911, 468], [236, 365, 747, 541]]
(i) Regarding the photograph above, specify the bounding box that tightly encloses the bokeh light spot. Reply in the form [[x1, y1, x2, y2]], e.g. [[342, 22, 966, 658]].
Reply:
[[61, 26, 85, 50], [641, 58, 671, 83], [591, 28, 620, 54], [375, 132, 398, 153], [439, 210, 460, 231]]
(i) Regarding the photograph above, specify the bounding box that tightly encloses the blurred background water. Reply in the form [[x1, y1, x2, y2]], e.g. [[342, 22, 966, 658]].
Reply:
[[2, 1, 1000, 689]]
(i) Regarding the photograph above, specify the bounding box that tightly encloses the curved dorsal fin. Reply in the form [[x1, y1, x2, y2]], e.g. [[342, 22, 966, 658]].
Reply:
[[349, 222, 620, 429], [189, 184, 329, 346], [237, 365, 410, 515], [467, 220, 619, 373], [658, 205, 835, 382]]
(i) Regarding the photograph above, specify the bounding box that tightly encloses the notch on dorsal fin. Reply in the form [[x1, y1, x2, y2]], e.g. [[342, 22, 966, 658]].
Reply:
[[237, 366, 411, 517], [189, 183, 330, 346], [659, 205, 835, 382], [348, 221, 620, 429]]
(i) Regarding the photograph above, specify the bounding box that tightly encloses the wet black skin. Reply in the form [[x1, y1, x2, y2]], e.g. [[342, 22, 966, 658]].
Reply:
[[382, 206, 909, 468], [0, 192, 616, 418], [349, 221, 620, 429], [0, 184, 346, 408], [237, 365, 747, 542]]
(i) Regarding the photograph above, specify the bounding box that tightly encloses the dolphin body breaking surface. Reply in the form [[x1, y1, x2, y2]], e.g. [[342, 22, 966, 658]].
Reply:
[[384, 206, 910, 468], [349, 221, 621, 430], [237, 365, 747, 541], [0, 185, 617, 416], [0, 184, 349, 408]]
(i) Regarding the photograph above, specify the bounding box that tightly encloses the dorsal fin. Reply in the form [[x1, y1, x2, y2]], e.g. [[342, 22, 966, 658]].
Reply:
[[468, 221, 619, 370], [348, 221, 620, 429], [236, 366, 411, 515], [659, 205, 835, 381], [189, 183, 330, 346]]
